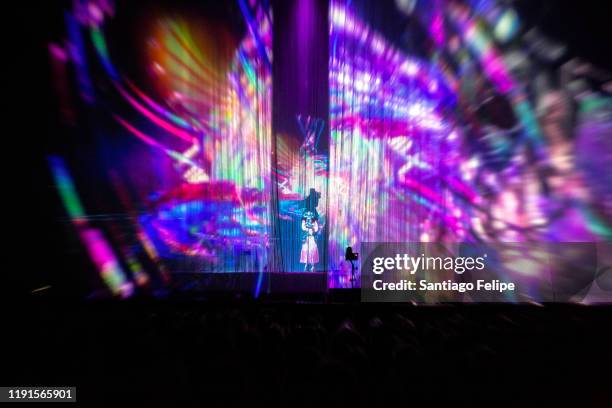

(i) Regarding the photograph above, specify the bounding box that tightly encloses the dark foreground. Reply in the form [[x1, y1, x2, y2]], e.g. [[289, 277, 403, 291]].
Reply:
[[4, 300, 612, 407]]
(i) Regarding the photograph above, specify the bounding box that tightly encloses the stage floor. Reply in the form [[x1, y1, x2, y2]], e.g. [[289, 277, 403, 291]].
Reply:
[[169, 270, 361, 296]]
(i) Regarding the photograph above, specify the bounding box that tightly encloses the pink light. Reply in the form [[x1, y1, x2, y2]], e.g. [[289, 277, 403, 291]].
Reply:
[[49, 43, 67, 61], [114, 115, 164, 149], [114, 82, 198, 144], [431, 13, 445, 47]]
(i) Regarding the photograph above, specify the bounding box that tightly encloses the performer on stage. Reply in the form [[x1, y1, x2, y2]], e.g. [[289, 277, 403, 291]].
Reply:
[[300, 210, 319, 271]]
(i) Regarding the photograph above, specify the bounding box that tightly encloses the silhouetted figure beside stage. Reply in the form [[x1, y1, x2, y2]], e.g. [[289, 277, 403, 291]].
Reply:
[[345, 246, 358, 287]]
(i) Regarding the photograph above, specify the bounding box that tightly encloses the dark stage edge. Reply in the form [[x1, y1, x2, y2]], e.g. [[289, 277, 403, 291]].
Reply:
[[169, 272, 347, 300]]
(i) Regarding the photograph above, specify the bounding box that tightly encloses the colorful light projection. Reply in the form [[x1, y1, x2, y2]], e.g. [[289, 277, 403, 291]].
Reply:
[[391, 0, 612, 300], [132, 6, 274, 272], [48, 0, 612, 297], [413, 0, 612, 243], [328, 1, 477, 271], [48, 156, 135, 298], [276, 116, 329, 220], [328, 0, 612, 298], [50, 0, 273, 294], [408, 0, 548, 243], [273, 115, 329, 273]]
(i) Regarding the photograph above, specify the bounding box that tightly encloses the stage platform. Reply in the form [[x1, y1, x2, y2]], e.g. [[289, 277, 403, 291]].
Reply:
[[169, 271, 361, 300]]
